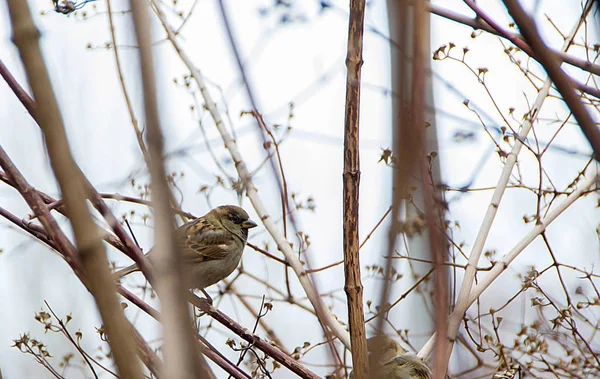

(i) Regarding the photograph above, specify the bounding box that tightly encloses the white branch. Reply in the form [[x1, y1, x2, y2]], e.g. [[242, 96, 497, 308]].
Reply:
[[419, 168, 599, 358], [148, 0, 351, 349], [420, 7, 593, 359]]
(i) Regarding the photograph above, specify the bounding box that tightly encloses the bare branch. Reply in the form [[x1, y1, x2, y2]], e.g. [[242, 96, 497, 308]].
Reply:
[[343, 0, 369, 377], [6, 2, 143, 377], [503, 0, 600, 160], [147, 0, 352, 349], [419, 0, 596, 361], [130, 1, 210, 377], [429, 2, 600, 98]]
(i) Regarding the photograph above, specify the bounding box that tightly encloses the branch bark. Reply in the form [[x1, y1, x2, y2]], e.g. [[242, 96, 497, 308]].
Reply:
[[147, 0, 352, 350], [130, 1, 210, 377], [418, 0, 596, 361], [342, 0, 369, 377], [6, 2, 142, 377], [427, 2, 600, 99], [502, 0, 600, 161]]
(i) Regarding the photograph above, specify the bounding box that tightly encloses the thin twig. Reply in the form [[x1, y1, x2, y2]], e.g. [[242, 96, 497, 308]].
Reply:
[[106, 0, 149, 160], [503, 0, 600, 160], [215, 0, 343, 366], [418, 0, 596, 361], [429, 2, 600, 98], [147, 0, 351, 349]]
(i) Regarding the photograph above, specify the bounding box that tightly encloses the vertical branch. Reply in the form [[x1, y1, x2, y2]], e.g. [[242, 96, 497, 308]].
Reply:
[[147, 0, 352, 349], [6, 2, 142, 378], [419, 0, 596, 361], [106, 0, 149, 161], [379, 0, 423, 336], [129, 1, 209, 378], [343, 0, 368, 377], [411, 1, 449, 377]]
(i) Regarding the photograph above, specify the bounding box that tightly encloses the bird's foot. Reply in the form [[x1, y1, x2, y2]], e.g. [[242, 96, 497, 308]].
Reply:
[[201, 288, 213, 305]]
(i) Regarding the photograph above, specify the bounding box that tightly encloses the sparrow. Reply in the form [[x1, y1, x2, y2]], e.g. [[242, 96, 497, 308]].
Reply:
[[350, 336, 432, 379], [114, 205, 257, 300]]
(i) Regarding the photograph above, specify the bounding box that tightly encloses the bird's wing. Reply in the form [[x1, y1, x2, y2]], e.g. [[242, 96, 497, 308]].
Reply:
[[391, 355, 432, 378], [177, 217, 235, 262]]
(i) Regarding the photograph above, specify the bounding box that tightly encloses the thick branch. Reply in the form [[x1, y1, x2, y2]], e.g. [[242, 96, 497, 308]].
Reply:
[[6, 2, 142, 377], [130, 1, 209, 378]]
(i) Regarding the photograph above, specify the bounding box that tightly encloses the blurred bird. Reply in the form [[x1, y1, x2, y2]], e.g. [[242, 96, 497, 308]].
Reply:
[[351, 336, 432, 379], [114, 205, 257, 301]]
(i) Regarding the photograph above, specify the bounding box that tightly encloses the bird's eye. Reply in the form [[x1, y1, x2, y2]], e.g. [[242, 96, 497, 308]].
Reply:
[[229, 214, 243, 223]]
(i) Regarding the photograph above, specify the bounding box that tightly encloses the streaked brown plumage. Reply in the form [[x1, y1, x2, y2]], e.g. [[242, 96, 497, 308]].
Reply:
[[350, 336, 432, 379], [114, 205, 257, 293]]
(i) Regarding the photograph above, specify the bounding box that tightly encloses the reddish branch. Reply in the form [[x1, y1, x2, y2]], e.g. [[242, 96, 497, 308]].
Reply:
[[0, 147, 162, 377], [0, 28, 313, 379], [430, 2, 600, 99], [503, 0, 600, 161], [0, 59, 153, 278], [188, 295, 320, 379], [343, 0, 369, 378], [0, 66, 319, 379]]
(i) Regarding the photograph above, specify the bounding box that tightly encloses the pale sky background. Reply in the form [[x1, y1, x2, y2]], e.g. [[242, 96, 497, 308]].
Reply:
[[0, 0, 598, 378]]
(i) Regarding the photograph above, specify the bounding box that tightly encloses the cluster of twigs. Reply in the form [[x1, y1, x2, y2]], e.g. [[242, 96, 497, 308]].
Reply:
[[1, 0, 599, 378]]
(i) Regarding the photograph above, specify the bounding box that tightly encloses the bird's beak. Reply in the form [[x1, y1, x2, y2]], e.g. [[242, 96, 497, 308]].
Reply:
[[242, 219, 258, 229]]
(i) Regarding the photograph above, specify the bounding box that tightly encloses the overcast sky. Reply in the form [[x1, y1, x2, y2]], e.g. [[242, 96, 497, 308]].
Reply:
[[0, 0, 598, 378]]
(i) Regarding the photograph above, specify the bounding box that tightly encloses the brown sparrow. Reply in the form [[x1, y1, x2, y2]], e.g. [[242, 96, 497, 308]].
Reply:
[[114, 205, 257, 300]]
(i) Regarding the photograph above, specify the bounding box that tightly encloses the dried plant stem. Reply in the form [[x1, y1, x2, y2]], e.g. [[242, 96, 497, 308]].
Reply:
[[147, 0, 351, 349], [187, 295, 321, 379], [130, 1, 209, 378], [419, 0, 594, 361], [225, 281, 285, 348], [421, 168, 600, 356], [342, 0, 369, 377], [460, 0, 600, 99], [106, 0, 149, 160], [503, 0, 600, 159], [427, 2, 600, 96], [6, 2, 142, 377], [467, 170, 599, 313], [0, 47, 154, 282]]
